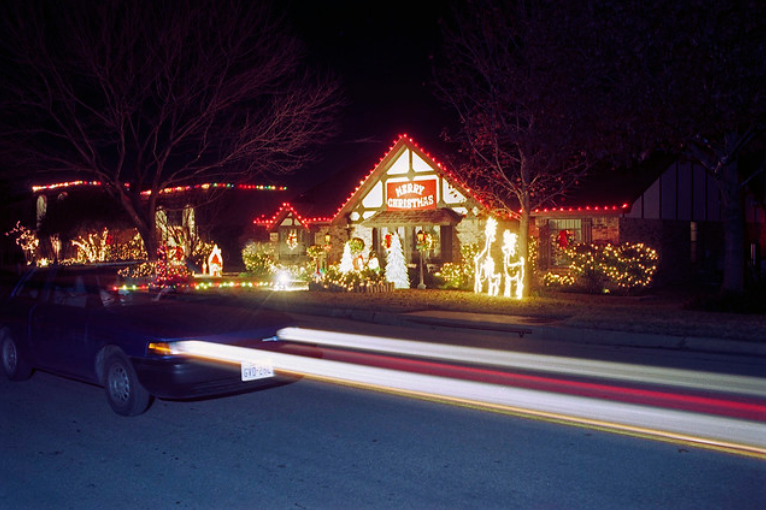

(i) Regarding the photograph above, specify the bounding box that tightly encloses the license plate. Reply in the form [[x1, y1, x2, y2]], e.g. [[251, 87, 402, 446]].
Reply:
[[241, 359, 274, 381]]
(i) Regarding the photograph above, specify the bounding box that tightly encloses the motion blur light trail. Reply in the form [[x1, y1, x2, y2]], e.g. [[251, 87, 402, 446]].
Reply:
[[277, 328, 766, 398], [171, 334, 766, 459], [315, 347, 766, 421]]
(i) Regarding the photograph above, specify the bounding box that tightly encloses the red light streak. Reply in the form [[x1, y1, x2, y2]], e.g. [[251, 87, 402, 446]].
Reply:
[[319, 347, 766, 422]]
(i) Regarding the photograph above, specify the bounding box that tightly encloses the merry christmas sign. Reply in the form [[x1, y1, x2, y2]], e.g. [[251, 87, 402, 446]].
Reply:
[[386, 179, 437, 211]]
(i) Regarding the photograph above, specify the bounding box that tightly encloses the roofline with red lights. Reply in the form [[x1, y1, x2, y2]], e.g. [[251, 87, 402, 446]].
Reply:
[[529, 203, 631, 216], [330, 134, 516, 222], [32, 181, 287, 195], [253, 202, 333, 230]]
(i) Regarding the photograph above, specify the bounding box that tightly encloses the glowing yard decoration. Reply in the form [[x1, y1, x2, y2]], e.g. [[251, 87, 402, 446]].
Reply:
[[474, 218, 524, 299], [5, 221, 39, 264], [474, 217, 501, 295], [207, 244, 223, 277], [385, 233, 409, 289], [71, 228, 110, 263], [339, 242, 354, 273], [501, 231, 525, 299]]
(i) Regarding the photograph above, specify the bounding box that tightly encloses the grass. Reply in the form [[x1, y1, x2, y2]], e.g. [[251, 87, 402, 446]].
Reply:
[[256, 285, 766, 343]]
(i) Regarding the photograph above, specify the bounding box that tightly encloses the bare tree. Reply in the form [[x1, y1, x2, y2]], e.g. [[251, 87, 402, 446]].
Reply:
[[0, 0, 341, 259], [434, 1, 622, 297], [619, 0, 766, 294], [437, 0, 766, 296]]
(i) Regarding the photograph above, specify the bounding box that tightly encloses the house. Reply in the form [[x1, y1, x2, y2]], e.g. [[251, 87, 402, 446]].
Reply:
[[253, 135, 517, 269], [253, 135, 766, 286], [531, 156, 766, 284], [28, 181, 289, 270], [21, 134, 765, 286]]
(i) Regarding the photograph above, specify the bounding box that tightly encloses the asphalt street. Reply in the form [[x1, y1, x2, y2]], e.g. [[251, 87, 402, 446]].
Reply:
[[2, 370, 765, 509]]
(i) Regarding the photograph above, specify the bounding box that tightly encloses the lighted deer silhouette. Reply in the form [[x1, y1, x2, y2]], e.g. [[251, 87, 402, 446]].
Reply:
[[474, 217, 501, 296], [502, 231, 525, 299]]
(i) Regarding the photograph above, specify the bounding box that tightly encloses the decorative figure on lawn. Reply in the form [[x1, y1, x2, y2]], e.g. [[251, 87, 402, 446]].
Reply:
[[339, 242, 354, 273], [502, 231, 525, 299], [368, 250, 380, 272], [474, 217, 500, 295], [207, 244, 223, 277], [385, 233, 409, 289], [483, 256, 501, 296]]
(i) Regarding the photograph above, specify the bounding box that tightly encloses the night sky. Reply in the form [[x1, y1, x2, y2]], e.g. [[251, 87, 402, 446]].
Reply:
[[285, 1, 458, 191]]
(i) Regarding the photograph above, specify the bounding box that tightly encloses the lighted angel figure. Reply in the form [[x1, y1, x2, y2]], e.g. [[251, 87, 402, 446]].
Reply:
[[502, 230, 525, 299]]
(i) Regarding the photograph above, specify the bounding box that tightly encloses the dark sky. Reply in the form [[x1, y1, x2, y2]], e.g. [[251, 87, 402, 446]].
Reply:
[[285, 1, 458, 191]]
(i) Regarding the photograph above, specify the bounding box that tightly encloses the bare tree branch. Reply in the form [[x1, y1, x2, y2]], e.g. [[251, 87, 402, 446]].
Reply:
[[0, 0, 342, 258]]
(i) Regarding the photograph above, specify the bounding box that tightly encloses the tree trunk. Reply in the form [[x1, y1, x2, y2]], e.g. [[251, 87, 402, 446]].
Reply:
[[518, 192, 531, 299], [139, 222, 159, 262], [719, 158, 745, 294], [116, 188, 159, 262]]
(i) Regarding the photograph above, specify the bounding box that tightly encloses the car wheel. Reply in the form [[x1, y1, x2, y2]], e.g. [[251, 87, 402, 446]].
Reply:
[[1, 334, 33, 381], [103, 351, 152, 416]]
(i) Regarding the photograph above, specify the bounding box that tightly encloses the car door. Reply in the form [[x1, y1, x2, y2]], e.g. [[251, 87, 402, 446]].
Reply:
[[30, 268, 98, 379], [3, 268, 51, 359]]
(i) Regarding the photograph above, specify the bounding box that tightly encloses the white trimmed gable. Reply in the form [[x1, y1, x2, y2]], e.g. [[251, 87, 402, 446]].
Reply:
[[335, 135, 481, 224]]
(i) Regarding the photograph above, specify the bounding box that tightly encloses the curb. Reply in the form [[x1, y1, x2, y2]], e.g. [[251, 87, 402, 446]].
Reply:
[[272, 302, 766, 358]]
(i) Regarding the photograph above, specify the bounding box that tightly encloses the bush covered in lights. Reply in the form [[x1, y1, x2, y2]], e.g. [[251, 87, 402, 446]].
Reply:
[[544, 242, 658, 294], [435, 244, 479, 290], [542, 272, 576, 288], [241, 242, 276, 279], [313, 264, 387, 292]]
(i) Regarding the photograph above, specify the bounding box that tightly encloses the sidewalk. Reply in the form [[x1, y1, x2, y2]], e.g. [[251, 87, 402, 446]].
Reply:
[[273, 301, 766, 358]]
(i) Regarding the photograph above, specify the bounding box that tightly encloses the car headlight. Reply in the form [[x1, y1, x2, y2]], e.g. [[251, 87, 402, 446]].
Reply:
[[147, 342, 182, 356]]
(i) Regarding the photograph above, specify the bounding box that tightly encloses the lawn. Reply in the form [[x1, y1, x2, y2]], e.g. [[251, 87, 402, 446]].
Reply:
[[253, 286, 766, 344]]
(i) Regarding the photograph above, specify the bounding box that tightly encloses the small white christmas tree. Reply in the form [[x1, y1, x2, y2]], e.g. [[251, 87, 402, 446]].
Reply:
[[385, 233, 409, 289], [339, 242, 354, 273]]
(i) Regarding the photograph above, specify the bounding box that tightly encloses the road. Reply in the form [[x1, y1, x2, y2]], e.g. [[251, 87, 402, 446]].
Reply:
[[1, 313, 765, 509], [2, 369, 765, 509]]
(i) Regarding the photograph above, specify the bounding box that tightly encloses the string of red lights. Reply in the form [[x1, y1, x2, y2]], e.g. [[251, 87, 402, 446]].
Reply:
[[32, 181, 287, 194]]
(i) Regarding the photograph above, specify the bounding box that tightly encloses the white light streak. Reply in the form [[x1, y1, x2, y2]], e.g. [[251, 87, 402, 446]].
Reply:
[[171, 338, 766, 457], [277, 328, 766, 398]]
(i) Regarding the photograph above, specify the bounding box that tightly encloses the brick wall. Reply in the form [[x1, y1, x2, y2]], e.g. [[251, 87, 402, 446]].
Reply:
[[618, 217, 725, 285], [591, 217, 619, 244]]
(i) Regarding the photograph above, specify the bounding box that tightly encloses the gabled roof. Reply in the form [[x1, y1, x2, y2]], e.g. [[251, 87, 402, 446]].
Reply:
[[529, 152, 676, 217], [253, 202, 330, 230], [333, 135, 482, 220]]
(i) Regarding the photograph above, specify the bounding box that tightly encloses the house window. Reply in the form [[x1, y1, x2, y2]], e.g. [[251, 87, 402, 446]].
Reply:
[[411, 225, 441, 261], [548, 219, 584, 267]]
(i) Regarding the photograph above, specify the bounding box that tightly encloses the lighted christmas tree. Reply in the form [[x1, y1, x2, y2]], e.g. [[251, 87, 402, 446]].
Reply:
[[385, 233, 409, 289], [339, 242, 354, 273]]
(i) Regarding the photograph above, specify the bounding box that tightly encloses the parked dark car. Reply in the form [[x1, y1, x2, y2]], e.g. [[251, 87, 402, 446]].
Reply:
[[0, 264, 314, 416]]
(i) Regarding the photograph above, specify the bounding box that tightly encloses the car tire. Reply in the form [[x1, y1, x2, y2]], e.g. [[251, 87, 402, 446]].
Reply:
[[1, 334, 33, 381], [103, 351, 152, 416]]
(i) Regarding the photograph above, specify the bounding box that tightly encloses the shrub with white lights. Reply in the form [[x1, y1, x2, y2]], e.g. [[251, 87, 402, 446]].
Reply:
[[436, 244, 478, 290], [241, 241, 276, 279], [544, 242, 658, 293]]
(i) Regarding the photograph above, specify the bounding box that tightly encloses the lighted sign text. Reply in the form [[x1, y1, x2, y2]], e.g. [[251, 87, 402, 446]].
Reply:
[[386, 179, 437, 211]]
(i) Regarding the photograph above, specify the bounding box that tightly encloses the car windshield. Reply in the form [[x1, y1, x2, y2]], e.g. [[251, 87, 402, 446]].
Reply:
[[38, 264, 182, 309]]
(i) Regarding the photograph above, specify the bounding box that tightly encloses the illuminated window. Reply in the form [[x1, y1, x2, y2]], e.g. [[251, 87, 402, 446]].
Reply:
[[549, 219, 582, 267]]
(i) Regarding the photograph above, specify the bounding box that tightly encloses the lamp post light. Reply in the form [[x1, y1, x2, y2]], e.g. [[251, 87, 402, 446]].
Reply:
[[416, 230, 426, 289]]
